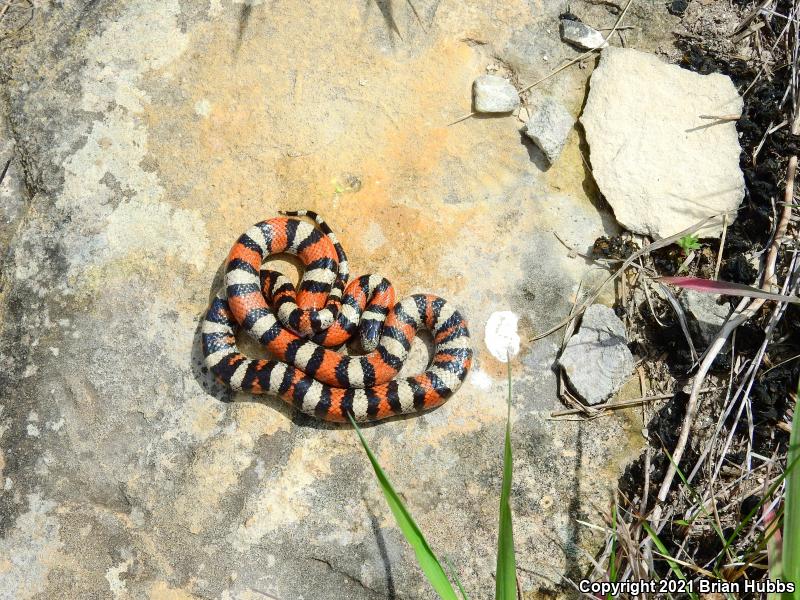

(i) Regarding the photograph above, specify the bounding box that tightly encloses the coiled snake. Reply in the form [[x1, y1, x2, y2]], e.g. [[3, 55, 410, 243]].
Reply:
[[202, 211, 472, 422]]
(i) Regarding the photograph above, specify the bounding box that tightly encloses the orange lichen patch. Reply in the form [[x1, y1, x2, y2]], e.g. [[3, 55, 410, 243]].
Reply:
[[148, 581, 201, 600], [138, 12, 530, 300], [479, 355, 527, 382]]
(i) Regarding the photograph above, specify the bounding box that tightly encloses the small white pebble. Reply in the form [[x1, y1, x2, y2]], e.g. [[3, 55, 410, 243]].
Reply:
[[484, 311, 521, 363]]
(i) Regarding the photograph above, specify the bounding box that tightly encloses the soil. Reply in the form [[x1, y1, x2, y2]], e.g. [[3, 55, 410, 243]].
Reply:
[[612, 0, 799, 586]]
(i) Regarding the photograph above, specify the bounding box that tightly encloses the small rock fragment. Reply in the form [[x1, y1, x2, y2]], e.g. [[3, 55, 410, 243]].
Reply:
[[523, 96, 575, 163], [559, 20, 608, 51], [558, 304, 635, 405], [472, 75, 520, 113], [668, 0, 689, 15], [679, 290, 731, 344]]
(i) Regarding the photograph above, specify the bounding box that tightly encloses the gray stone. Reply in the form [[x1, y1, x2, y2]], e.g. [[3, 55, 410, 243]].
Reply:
[[680, 290, 732, 344], [581, 47, 745, 239], [523, 96, 575, 163], [558, 304, 636, 405], [472, 75, 520, 113], [559, 20, 608, 50]]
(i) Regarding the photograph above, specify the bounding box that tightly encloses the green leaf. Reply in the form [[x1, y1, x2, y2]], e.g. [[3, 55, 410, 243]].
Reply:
[[348, 413, 459, 600], [641, 521, 698, 600], [446, 557, 470, 600], [607, 502, 617, 600], [495, 358, 517, 600], [677, 234, 701, 252], [783, 379, 800, 597]]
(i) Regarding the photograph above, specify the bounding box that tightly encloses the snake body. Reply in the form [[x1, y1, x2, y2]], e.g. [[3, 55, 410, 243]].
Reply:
[[202, 211, 472, 422]]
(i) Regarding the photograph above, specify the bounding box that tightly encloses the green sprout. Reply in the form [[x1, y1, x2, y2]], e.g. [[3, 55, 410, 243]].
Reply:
[[677, 234, 701, 254]]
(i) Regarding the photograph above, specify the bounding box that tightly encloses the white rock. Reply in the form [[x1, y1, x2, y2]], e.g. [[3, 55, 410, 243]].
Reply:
[[558, 304, 635, 405], [581, 47, 744, 239], [559, 20, 608, 50], [523, 96, 574, 163], [473, 75, 520, 113]]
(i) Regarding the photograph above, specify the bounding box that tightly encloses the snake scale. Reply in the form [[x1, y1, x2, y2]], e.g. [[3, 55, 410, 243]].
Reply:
[[202, 210, 472, 422]]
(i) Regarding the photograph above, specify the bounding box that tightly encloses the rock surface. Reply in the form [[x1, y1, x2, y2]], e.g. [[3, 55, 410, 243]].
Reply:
[[523, 95, 575, 164], [559, 20, 608, 50], [0, 119, 24, 254], [0, 2, 649, 598], [581, 47, 744, 239], [559, 304, 636, 405], [680, 290, 732, 344], [472, 75, 520, 113]]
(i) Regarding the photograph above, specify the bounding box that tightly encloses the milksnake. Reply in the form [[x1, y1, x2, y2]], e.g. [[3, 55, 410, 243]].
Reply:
[[201, 211, 472, 422]]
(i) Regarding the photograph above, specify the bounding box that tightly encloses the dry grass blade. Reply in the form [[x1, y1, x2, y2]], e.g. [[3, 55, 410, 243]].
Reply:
[[655, 281, 699, 362], [549, 388, 721, 418], [714, 214, 728, 280], [659, 275, 800, 304]]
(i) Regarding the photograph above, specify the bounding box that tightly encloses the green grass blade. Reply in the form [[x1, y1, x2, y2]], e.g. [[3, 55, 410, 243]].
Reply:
[[662, 445, 727, 549], [348, 413, 459, 600], [607, 502, 617, 600], [641, 521, 699, 600], [446, 557, 470, 600], [495, 358, 517, 600], [783, 380, 800, 596]]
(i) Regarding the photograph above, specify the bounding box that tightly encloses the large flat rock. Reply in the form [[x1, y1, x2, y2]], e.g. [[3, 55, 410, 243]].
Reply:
[[581, 47, 744, 239], [0, 2, 647, 598]]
